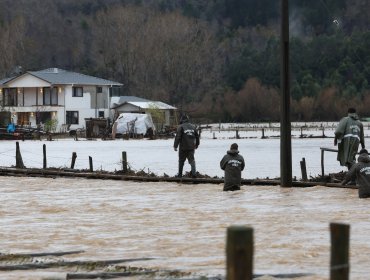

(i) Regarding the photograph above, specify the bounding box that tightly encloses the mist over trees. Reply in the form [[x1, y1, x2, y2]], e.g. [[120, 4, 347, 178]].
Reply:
[[0, 0, 369, 122]]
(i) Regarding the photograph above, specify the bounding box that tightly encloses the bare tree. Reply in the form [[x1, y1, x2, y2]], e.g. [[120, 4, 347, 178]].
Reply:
[[91, 6, 222, 106]]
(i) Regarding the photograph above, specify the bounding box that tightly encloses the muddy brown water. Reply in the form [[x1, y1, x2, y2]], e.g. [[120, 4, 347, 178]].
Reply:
[[0, 176, 369, 279]]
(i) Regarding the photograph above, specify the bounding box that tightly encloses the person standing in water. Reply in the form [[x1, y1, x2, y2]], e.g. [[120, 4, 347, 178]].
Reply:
[[220, 143, 245, 191], [173, 114, 199, 178], [334, 107, 365, 170]]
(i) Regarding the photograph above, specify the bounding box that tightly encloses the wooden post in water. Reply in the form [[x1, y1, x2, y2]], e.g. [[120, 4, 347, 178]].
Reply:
[[226, 226, 253, 280], [213, 132, 216, 139], [300, 157, 308, 181], [280, 0, 292, 187], [43, 144, 47, 169], [15, 142, 25, 169], [122, 151, 127, 173], [330, 223, 350, 280], [71, 152, 77, 169], [261, 128, 265, 139], [236, 130, 240, 139], [321, 148, 325, 177], [89, 156, 93, 172]]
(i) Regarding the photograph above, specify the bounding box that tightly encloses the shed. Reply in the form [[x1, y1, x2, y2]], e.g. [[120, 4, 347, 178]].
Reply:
[[85, 118, 109, 138], [111, 96, 177, 130]]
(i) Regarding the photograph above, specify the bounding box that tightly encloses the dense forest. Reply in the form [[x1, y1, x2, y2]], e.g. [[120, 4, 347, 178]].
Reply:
[[0, 0, 369, 122]]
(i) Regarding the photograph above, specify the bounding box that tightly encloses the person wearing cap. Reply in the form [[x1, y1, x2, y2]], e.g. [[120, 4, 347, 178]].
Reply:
[[342, 148, 370, 198], [220, 143, 245, 191], [173, 114, 200, 178], [334, 107, 365, 169]]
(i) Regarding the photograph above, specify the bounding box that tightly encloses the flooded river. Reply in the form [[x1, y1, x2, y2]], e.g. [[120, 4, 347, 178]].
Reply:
[[1, 176, 370, 279]]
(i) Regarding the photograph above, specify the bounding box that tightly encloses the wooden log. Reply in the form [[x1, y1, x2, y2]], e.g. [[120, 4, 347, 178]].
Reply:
[[122, 151, 127, 173], [226, 226, 253, 280], [89, 156, 93, 172], [0, 257, 155, 271], [330, 223, 350, 280], [15, 142, 25, 169], [0, 166, 357, 189], [43, 144, 47, 169], [300, 157, 308, 181], [0, 250, 84, 260], [71, 152, 77, 169], [66, 270, 156, 279]]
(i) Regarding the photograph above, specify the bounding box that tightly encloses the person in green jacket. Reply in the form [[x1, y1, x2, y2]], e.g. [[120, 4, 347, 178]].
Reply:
[[334, 108, 365, 169], [220, 143, 245, 191], [341, 148, 370, 198]]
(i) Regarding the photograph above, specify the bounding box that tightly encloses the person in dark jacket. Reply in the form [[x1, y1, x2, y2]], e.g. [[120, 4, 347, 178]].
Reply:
[[334, 108, 365, 169], [173, 114, 200, 178], [220, 143, 245, 191], [342, 148, 370, 198]]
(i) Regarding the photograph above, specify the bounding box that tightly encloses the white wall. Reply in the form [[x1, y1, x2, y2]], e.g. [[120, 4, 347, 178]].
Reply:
[[24, 88, 37, 106], [64, 86, 91, 109], [7, 75, 50, 88]]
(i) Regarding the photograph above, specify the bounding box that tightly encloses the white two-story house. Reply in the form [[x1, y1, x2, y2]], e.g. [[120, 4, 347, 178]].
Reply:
[[0, 68, 123, 131]]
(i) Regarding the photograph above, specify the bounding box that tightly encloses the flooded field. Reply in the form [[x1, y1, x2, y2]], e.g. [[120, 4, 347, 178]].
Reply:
[[0, 135, 345, 179], [1, 176, 370, 279]]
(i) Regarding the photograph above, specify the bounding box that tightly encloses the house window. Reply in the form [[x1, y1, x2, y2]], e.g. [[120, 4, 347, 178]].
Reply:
[[43, 87, 58, 105], [66, 111, 79, 124], [96, 86, 102, 93], [73, 87, 83, 97], [98, 111, 104, 118], [3, 88, 17, 106]]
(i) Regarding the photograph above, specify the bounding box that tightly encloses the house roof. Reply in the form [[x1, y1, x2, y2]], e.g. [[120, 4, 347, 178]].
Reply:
[[112, 100, 177, 110], [111, 96, 151, 104], [1, 68, 123, 86], [0, 76, 16, 84]]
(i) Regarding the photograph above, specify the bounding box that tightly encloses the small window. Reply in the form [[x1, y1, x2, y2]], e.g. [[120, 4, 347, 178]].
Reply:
[[96, 86, 102, 93], [66, 111, 79, 124], [73, 87, 83, 97], [98, 111, 105, 118]]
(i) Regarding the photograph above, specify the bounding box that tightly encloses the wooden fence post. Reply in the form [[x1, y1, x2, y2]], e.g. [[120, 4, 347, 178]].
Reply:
[[122, 151, 127, 173], [321, 148, 325, 177], [15, 141, 25, 169], [300, 157, 308, 181], [89, 156, 93, 172], [330, 223, 350, 280], [43, 144, 47, 169], [226, 226, 253, 280], [261, 128, 265, 139], [71, 152, 77, 169]]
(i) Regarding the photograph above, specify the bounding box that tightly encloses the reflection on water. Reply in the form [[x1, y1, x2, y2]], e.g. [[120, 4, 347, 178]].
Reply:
[[1, 176, 370, 279]]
